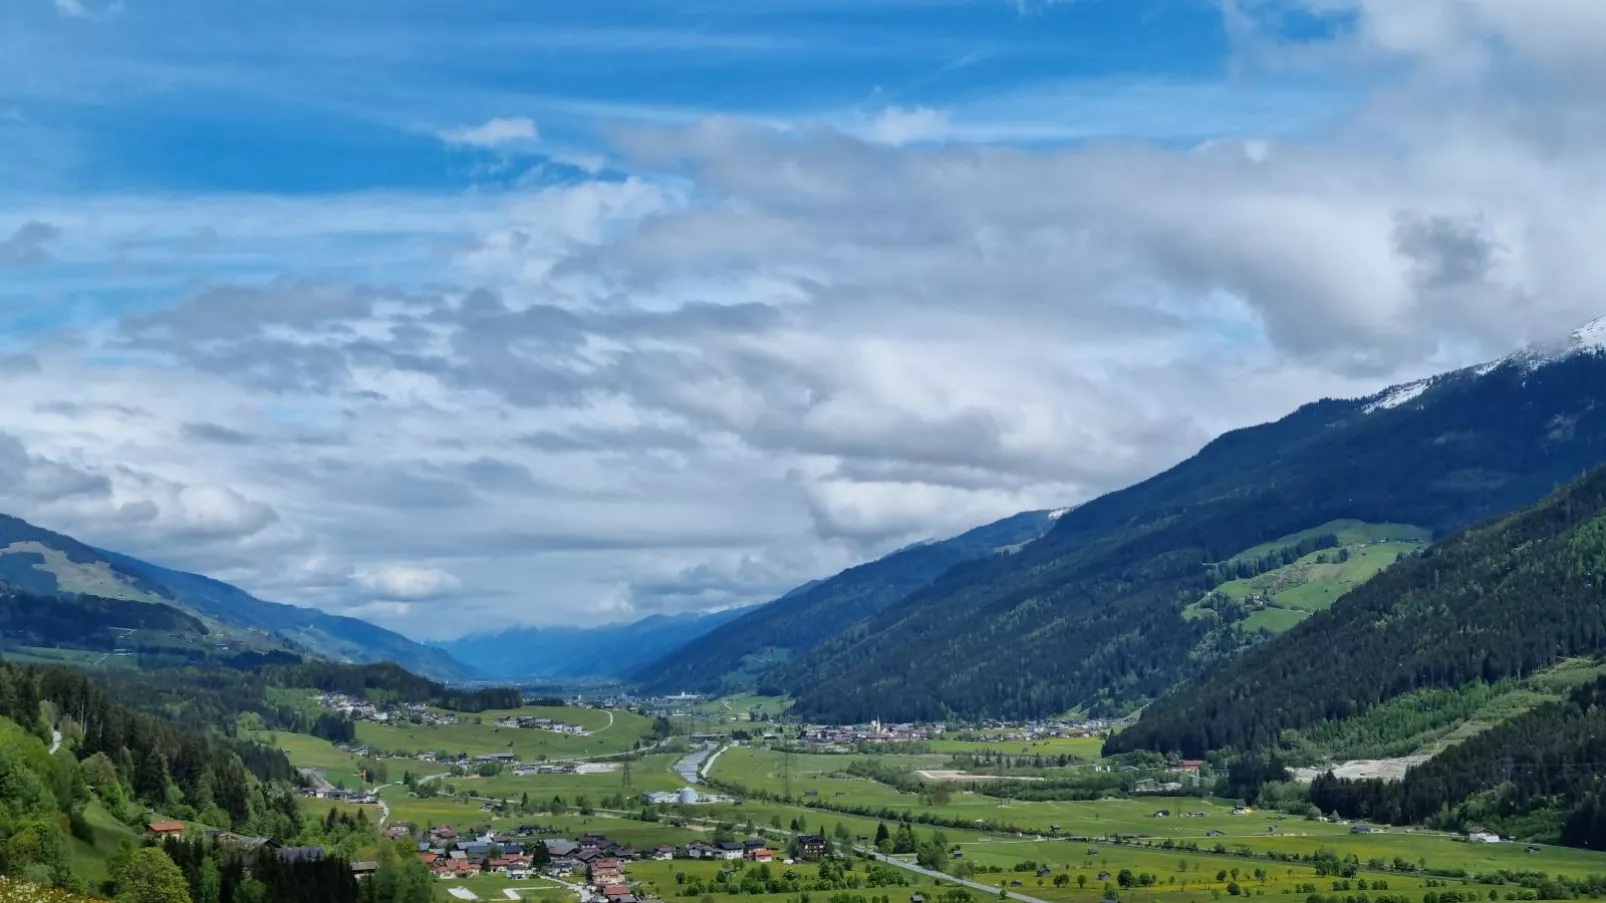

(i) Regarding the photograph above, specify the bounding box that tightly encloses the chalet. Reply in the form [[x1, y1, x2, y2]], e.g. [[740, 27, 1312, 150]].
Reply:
[[432, 826, 459, 841], [686, 842, 715, 859], [147, 821, 186, 840], [653, 846, 676, 861], [1349, 825, 1380, 835], [743, 839, 768, 851], [1037, 869, 1052, 878], [796, 835, 828, 860], [602, 885, 633, 901], [350, 861, 378, 879], [751, 848, 774, 863], [717, 842, 745, 861], [384, 824, 413, 839], [418, 853, 439, 866], [590, 858, 625, 884]]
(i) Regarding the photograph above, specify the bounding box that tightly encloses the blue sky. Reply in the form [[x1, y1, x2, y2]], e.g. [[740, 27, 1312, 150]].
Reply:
[[1, 0, 1604, 637], [5, 0, 1343, 197]]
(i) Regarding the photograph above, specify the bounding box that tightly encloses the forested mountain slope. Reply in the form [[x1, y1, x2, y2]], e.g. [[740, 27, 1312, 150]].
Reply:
[[1109, 462, 1606, 758], [0, 513, 470, 680], [776, 336, 1606, 723], [635, 509, 1064, 693]]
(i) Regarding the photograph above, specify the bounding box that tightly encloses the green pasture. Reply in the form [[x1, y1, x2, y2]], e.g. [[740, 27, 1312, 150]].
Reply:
[[927, 737, 1106, 758], [356, 706, 655, 761], [465, 754, 685, 799], [68, 798, 139, 885]]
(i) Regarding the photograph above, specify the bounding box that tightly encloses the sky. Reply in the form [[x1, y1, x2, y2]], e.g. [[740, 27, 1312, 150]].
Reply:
[[3, 0, 1606, 639]]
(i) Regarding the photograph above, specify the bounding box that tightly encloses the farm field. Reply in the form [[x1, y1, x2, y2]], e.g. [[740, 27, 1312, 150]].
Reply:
[[693, 694, 795, 719], [256, 730, 380, 788], [356, 706, 656, 761], [467, 753, 686, 799], [705, 747, 1606, 880], [927, 737, 1106, 758]]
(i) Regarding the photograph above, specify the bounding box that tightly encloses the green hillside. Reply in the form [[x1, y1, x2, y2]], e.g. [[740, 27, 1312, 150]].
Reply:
[[637, 509, 1064, 694], [1184, 520, 1430, 634], [1110, 463, 1606, 759], [777, 353, 1606, 723], [0, 512, 470, 680]]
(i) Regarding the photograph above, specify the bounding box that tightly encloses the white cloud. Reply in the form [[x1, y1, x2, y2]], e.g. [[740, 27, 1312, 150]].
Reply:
[[4, 0, 1605, 640], [51, 0, 121, 20], [437, 116, 540, 148], [353, 565, 463, 600], [867, 106, 953, 146]]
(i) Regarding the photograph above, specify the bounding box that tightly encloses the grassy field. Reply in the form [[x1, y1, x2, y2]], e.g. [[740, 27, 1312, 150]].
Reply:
[[693, 695, 795, 719], [927, 737, 1106, 758], [255, 730, 379, 789], [356, 706, 656, 761], [1184, 521, 1430, 634], [68, 799, 139, 885], [707, 748, 1606, 880]]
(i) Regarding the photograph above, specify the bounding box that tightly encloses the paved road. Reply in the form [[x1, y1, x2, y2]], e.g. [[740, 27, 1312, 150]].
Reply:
[[861, 850, 1050, 903]]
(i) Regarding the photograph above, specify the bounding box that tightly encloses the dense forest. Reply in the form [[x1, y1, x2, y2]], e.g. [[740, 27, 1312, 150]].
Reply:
[[1109, 463, 1606, 758], [773, 353, 1606, 722], [636, 510, 1060, 694], [1306, 675, 1606, 847], [0, 589, 207, 649]]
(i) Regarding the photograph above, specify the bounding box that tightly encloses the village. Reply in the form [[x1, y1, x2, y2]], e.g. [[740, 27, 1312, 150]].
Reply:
[[315, 692, 589, 735], [401, 825, 832, 893]]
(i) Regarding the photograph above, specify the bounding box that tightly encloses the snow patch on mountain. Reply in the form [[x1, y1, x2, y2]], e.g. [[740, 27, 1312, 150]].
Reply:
[[1363, 379, 1432, 414]]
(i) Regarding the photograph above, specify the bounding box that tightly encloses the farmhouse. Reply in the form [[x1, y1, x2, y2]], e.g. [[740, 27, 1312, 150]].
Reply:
[[148, 822, 186, 840], [796, 834, 829, 860]]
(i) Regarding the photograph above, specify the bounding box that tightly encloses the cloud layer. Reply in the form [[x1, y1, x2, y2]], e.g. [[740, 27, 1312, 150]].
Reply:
[[1, 1, 1603, 639]]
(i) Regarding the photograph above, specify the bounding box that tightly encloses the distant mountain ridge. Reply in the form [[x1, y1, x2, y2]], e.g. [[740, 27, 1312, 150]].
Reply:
[[0, 512, 471, 680], [438, 609, 747, 681], [770, 325, 1606, 723], [634, 508, 1068, 694]]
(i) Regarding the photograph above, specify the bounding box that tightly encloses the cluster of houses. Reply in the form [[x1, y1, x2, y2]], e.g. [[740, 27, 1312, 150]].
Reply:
[[296, 787, 381, 804], [314, 693, 458, 727], [494, 714, 588, 735], [406, 827, 830, 891]]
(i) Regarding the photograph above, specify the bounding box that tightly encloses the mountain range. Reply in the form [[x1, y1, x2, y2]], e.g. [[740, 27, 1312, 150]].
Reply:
[[633, 318, 1606, 723], [634, 508, 1067, 694], [436, 609, 746, 681], [0, 513, 470, 680]]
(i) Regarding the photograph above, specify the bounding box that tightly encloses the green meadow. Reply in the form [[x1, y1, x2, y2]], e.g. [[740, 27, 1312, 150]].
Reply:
[[355, 706, 656, 761]]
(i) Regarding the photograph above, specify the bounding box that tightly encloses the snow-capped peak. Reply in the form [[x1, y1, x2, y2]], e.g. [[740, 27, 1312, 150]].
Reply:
[[1362, 315, 1606, 416], [1501, 315, 1606, 371]]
